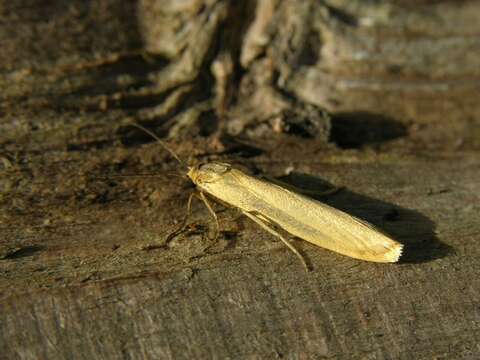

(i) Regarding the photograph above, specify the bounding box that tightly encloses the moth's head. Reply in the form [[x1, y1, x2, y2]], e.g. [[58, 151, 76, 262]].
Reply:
[[187, 162, 231, 185]]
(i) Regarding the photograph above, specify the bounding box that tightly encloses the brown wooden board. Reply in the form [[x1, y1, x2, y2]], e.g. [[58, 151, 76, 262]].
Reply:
[[1, 1, 479, 359]]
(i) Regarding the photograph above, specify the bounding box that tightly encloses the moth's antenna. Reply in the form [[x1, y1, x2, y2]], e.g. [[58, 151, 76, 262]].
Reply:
[[94, 173, 186, 180], [129, 123, 188, 169]]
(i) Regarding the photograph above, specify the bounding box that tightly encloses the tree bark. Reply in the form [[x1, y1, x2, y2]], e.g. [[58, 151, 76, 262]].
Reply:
[[1, 1, 479, 359]]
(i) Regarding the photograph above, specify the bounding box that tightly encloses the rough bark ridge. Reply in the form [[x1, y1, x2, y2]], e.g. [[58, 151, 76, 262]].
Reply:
[[1, 1, 479, 359]]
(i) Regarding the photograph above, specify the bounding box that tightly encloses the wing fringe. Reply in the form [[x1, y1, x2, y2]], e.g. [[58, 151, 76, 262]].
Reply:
[[383, 242, 403, 263]]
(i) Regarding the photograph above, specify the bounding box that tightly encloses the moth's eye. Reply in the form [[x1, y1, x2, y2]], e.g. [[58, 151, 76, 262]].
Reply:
[[199, 162, 230, 174]]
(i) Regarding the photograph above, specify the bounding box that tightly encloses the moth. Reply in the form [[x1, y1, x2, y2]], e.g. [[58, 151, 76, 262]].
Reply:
[[132, 124, 403, 269]]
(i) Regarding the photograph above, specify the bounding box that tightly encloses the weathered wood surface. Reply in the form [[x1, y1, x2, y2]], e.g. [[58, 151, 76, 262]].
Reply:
[[1, 1, 479, 359], [1, 154, 480, 359]]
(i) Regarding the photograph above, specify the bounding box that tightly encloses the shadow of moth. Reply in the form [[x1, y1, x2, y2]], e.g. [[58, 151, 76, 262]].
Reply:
[[132, 124, 403, 270]]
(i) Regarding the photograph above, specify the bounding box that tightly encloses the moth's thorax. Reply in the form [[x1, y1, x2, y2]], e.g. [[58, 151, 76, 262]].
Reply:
[[187, 162, 231, 186]]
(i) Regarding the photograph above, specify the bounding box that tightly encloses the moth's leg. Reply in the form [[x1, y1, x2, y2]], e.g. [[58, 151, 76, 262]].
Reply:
[[241, 210, 309, 271], [262, 176, 343, 197], [166, 191, 196, 243], [229, 211, 244, 223], [312, 186, 343, 197], [199, 191, 220, 241]]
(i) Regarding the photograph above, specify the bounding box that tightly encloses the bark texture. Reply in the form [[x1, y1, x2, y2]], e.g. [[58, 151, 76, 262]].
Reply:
[[1, 1, 479, 359]]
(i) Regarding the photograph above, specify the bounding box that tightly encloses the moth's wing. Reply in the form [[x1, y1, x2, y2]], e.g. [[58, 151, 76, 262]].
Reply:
[[232, 171, 403, 263], [287, 201, 404, 263]]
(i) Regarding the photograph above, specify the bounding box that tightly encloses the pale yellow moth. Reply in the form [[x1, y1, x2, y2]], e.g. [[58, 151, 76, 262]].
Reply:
[[132, 124, 403, 269]]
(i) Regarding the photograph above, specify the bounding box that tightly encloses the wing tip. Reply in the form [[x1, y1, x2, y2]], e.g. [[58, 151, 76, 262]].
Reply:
[[385, 242, 403, 263]]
